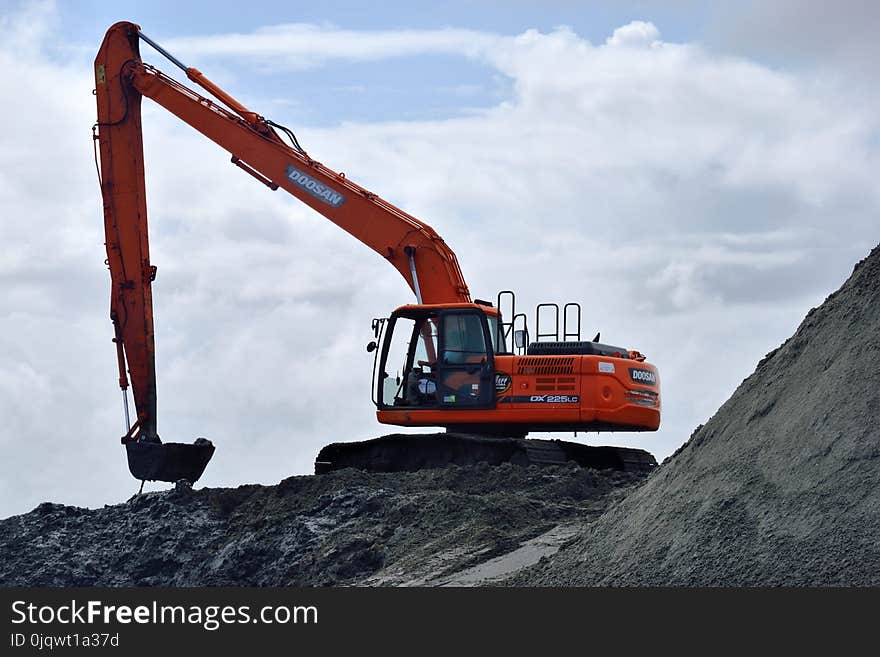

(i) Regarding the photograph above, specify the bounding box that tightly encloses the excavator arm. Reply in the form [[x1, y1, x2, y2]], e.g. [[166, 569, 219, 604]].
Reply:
[[95, 21, 470, 482]]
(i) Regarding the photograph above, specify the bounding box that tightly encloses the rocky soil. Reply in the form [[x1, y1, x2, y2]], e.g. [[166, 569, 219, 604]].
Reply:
[[0, 464, 639, 586]]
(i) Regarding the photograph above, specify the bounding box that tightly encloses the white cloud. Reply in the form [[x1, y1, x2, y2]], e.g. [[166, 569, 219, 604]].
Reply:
[[0, 0, 57, 56], [605, 20, 662, 48], [1, 5, 878, 518], [163, 24, 502, 70]]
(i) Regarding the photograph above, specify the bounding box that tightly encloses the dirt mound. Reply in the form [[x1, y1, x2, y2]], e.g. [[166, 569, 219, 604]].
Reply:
[[0, 463, 640, 586], [513, 244, 880, 586]]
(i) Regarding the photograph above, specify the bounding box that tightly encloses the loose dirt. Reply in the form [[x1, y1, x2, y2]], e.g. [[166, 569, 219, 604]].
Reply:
[[0, 464, 639, 586], [512, 244, 880, 586]]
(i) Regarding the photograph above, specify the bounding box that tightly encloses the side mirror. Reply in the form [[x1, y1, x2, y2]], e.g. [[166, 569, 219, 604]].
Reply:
[[514, 330, 527, 349], [366, 341, 377, 353]]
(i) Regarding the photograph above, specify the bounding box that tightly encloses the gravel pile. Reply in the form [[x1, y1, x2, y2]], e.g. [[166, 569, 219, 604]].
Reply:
[[513, 244, 880, 586]]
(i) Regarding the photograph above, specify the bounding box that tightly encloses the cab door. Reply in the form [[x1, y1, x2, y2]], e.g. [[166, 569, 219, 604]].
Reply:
[[435, 310, 495, 409]]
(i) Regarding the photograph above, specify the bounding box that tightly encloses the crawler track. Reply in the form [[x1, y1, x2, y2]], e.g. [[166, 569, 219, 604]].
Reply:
[[315, 433, 657, 474]]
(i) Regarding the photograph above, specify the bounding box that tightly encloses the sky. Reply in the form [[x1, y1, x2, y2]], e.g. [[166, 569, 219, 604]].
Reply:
[[0, 0, 878, 518]]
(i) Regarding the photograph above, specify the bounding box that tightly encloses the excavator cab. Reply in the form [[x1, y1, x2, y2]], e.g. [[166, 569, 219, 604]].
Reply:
[[373, 304, 498, 411], [366, 291, 661, 440]]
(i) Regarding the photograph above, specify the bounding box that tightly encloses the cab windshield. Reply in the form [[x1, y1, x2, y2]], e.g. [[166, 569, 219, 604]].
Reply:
[[377, 309, 494, 409]]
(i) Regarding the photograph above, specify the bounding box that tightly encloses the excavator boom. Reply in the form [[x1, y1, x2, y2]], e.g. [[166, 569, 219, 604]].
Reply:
[[97, 23, 470, 306]]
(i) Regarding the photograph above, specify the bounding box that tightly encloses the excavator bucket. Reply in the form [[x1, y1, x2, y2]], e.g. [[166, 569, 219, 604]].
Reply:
[[125, 438, 215, 483]]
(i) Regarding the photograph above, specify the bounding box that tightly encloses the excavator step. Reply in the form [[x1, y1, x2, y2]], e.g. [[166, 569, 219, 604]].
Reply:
[[314, 433, 656, 475]]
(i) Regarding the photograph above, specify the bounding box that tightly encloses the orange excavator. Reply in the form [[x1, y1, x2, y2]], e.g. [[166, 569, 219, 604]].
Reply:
[[95, 22, 661, 484]]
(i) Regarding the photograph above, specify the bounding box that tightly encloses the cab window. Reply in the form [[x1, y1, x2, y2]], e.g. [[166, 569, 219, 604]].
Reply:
[[441, 313, 487, 364], [436, 311, 493, 407]]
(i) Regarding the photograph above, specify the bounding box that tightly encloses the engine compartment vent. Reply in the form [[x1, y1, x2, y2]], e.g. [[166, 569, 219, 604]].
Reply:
[[517, 357, 575, 376]]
